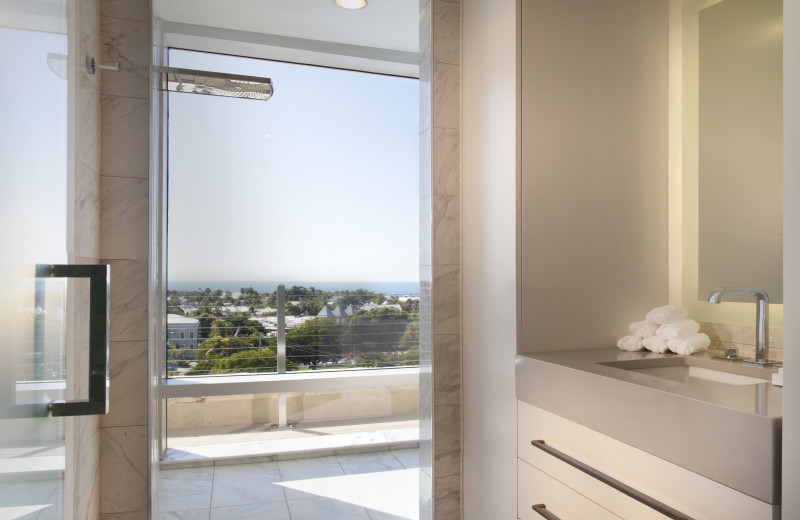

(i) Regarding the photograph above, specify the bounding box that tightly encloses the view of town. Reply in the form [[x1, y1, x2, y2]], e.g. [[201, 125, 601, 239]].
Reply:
[[166, 285, 420, 376]]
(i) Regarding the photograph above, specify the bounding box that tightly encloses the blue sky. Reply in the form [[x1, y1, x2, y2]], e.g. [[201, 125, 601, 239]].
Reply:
[[167, 50, 419, 283], [0, 28, 68, 264]]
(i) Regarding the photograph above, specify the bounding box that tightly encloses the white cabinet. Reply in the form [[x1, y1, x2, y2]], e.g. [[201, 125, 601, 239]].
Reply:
[[517, 401, 779, 520]]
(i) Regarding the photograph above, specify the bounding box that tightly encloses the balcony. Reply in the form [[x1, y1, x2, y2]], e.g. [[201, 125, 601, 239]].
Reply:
[[163, 284, 420, 464]]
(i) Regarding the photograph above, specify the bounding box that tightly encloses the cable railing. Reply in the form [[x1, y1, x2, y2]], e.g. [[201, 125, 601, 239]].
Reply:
[[166, 284, 420, 377]]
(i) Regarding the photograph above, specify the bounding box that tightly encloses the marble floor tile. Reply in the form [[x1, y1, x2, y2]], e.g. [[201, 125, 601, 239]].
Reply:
[[277, 456, 355, 501], [286, 494, 370, 520], [337, 451, 405, 475], [391, 449, 420, 470], [159, 466, 214, 512], [209, 501, 291, 520], [358, 486, 419, 520], [348, 468, 418, 492], [0, 478, 60, 509], [210, 462, 285, 508], [158, 509, 210, 520]]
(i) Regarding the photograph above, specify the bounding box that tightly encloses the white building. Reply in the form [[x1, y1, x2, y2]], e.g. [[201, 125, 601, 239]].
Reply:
[[167, 314, 200, 353]]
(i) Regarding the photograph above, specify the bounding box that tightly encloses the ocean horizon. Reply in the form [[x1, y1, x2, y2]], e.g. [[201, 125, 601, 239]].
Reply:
[[167, 281, 421, 295]]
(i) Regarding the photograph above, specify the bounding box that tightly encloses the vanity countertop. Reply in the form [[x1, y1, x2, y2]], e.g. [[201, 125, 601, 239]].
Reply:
[[516, 348, 782, 504]]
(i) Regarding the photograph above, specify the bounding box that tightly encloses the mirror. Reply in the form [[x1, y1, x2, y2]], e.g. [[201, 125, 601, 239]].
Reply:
[[683, 0, 783, 308]]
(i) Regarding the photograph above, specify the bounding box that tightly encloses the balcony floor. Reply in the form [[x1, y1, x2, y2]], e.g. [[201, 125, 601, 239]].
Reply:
[[159, 449, 420, 520], [164, 415, 419, 464]]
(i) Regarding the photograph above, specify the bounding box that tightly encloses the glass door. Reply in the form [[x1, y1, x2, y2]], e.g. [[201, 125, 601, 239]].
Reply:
[[0, 2, 109, 518]]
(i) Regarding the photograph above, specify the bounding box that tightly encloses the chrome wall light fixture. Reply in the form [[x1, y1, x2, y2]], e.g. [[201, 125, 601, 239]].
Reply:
[[159, 68, 274, 102]]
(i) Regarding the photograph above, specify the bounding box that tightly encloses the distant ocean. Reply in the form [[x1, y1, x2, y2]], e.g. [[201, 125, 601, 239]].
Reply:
[[168, 281, 420, 296]]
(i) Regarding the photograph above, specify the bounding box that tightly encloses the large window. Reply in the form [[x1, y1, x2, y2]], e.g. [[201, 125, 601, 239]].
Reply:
[[166, 50, 419, 378]]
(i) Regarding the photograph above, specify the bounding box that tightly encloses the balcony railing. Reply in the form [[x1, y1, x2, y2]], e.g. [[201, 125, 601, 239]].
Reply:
[[164, 283, 420, 432], [166, 284, 420, 377]]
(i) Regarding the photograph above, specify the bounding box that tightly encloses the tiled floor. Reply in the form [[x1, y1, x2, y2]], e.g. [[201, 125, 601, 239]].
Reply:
[[0, 479, 63, 519], [159, 449, 420, 520]]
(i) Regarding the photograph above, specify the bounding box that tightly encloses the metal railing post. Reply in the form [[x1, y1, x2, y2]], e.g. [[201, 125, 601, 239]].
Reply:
[[277, 284, 287, 427]]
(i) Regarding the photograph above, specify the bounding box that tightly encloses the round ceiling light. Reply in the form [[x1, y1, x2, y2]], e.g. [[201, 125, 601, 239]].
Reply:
[[335, 0, 367, 9]]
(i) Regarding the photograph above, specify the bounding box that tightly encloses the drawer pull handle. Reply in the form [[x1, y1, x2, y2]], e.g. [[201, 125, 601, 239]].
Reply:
[[532, 504, 562, 519], [531, 440, 694, 520]]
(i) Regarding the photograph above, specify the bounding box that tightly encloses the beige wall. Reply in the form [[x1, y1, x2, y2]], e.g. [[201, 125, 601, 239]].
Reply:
[[461, 0, 518, 518], [782, 0, 800, 516], [519, 0, 671, 353], [166, 386, 419, 430], [97, 0, 151, 518]]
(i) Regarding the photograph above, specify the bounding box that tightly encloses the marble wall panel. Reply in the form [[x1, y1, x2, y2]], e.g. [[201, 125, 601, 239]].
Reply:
[[72, 416, 101, 519], [433, 404, 461, 479], [432, 63, 460, 130], [101, 0, 149, 22], [433, 264, 460, 335], [432, 128, 459, 196], [421, 1, 433, 74], [100, 175, 148, 260], [101, 341, 148, 428], [433, 474, 461, 520], [421, 196, 432, 267], [101, 16, 149, 99], [433, 1, 460, 65], [74, 161, 101, 259], [105, 259, 148, 342], [101, 95, 150, 179], [79, 0, 101, 92], [421, 128, 432, 199], [100, 426, 148, 514], [78, 74, 102, 173], [432, 194, 460, 266], [420, 64, 433, 134], [433, 334, 460, 407]]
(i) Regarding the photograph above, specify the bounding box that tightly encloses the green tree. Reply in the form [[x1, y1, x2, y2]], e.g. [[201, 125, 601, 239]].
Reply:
[[343, 307, 409, 354]]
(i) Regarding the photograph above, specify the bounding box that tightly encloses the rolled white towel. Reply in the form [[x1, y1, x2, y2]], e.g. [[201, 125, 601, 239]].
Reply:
[[655, 319, 700, 340], [645, 305, 689, 324], [628, 321, 660, 339], [642, 336, 670, 354], [667, 333, 711, 355], [617, 335, 644, 352]]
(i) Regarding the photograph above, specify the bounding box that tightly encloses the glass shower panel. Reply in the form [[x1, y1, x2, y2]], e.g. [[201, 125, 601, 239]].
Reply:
[[0, 1, 69, 518]]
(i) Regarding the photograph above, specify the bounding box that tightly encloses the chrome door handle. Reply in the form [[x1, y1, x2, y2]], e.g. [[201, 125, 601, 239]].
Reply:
[[531, 440, 693, 520], [37, 264, 110, 416], [532, 504, 562, 520]]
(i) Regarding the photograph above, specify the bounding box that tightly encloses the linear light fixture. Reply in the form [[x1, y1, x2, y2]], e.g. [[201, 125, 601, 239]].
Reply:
[[160, 67, 274, 101]]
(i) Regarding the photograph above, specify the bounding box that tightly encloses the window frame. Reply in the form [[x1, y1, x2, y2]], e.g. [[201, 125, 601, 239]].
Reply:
[[157, 27, 422, 399]]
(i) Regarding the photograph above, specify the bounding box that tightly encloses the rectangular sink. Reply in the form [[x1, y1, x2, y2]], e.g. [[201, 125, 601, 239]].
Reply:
[[618, 363, 767, 386], [600, 355, 773, 386]]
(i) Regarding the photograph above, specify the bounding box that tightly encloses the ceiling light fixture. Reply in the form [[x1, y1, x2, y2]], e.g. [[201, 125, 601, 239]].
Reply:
[[335, 0, 367, 9]]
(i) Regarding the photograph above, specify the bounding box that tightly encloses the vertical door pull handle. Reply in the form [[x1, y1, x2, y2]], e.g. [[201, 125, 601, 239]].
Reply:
[[37, 264, 110, 416]]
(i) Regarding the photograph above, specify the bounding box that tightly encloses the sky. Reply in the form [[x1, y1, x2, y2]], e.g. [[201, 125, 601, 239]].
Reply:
[[167, 50, 419, 283], [0, 27, 68, 265]]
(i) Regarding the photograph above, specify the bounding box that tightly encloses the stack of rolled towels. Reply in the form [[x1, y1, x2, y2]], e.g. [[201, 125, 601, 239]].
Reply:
[[617, 305, 710, 355]]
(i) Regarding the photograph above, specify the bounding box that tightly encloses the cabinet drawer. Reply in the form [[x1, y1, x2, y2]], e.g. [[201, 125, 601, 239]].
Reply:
[[518, 401, 777, 520], [519, 458, 620, 520]]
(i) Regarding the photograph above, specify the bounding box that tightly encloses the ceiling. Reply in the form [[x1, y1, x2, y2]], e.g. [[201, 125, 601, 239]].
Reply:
[[153, 0, 419, 53]]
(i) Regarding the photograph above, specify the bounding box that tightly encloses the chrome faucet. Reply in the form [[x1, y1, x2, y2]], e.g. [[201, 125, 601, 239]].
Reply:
[[707, 288, 775, 367]]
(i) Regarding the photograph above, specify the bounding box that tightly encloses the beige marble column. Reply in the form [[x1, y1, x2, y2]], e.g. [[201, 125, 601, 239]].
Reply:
[[420, 0, 462, 518], [66, 0, 103, 518], [97, 0, 151, 518]]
